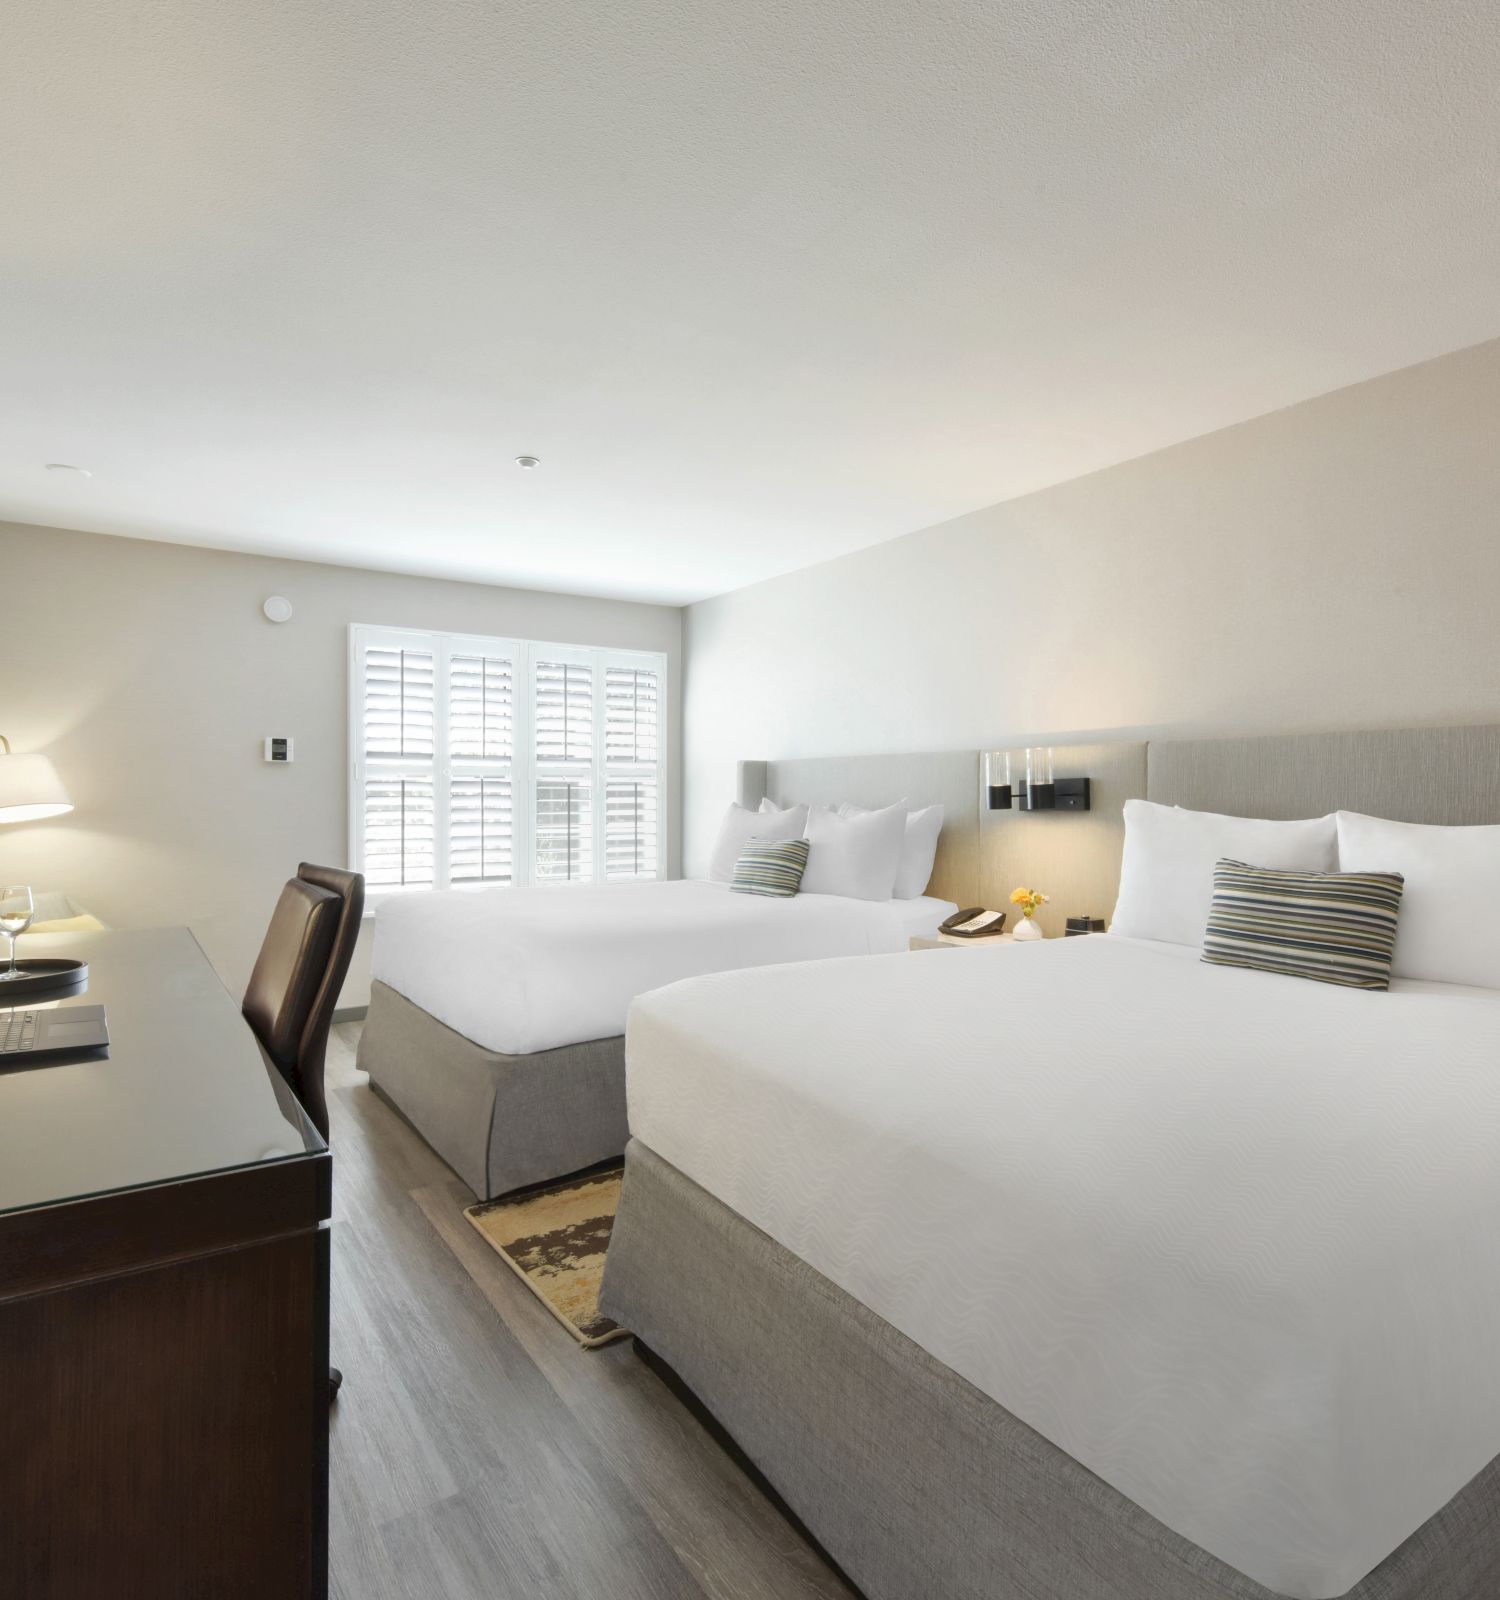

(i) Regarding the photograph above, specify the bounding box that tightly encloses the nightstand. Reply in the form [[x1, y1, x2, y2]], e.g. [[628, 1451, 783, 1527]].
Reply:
[[909, 932, 1019, 950]]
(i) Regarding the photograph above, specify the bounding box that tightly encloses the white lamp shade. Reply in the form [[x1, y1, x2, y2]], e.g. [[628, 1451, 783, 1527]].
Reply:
[[0, 752, 73, 823]]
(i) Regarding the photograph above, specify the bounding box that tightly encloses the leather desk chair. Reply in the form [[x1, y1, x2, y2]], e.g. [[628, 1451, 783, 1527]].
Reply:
[[244, 863, 364, 1396], [244, 864, 364, 1142]]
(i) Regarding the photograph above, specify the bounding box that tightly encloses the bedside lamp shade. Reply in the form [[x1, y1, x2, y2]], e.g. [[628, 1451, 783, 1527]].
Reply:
[[0, 739, 73, 823]]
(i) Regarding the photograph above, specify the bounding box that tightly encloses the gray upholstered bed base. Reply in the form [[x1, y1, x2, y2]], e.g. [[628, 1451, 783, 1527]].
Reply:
[[600, 1139, 1500, 1600], [355, 981, 627, 1199]]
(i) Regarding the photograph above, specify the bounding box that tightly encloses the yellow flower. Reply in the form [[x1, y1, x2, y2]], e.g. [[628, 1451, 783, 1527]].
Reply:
[[1009, 887, 1030, 905]]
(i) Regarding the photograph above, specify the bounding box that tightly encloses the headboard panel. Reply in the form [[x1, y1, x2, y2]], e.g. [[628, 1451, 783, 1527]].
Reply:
[[732, 723, 1500, 937], [977, 740, 1147, 935], [738, 751, 981, 906], [1147, 724, 1500, 825]]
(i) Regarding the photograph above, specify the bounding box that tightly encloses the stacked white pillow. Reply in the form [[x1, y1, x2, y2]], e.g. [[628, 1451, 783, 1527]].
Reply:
[[800, 801, 908, 900], [1111, 799, 1500, 990], [837, 800, 944, 899], [760, 795, 943, 899], [1336, 811, 1500, 989], [708, 802, 809, 883], [1110, 799, 1338, 947]]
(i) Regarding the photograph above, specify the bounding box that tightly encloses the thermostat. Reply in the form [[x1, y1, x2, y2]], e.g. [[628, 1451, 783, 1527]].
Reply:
[[264, 737, 294, 763]]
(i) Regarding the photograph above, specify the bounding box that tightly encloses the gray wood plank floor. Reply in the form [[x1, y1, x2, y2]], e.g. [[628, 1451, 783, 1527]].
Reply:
[[326, 1022, 857, 1600]]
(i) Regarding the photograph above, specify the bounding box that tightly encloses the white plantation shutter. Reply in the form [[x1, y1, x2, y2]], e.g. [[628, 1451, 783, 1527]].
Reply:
[[604, 666, 659, 764], [351, 627, 664, 891], [605, 779, 658, 879], [533, 656, 594, 882], [449, 777, 513, 884], [603, 664, 660, 879], [363, 645, 435, 757], [448, 650, 515, 885], [449, 653, 513, 760], [362, 775, 435, 889], [534, 778, 593, 883], [534, 660, 594, 762], [358, 640, 437, 889]]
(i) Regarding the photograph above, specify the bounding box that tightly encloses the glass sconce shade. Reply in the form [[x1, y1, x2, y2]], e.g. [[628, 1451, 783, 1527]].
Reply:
[[1025, 747, 1056, 810], [984, 751, 1013, 810]]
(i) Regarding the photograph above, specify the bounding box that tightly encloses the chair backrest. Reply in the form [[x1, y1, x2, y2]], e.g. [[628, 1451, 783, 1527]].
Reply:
[[244, 863, 364, 1140]]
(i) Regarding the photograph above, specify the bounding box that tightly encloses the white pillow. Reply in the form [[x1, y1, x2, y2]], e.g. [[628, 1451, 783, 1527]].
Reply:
[[1111, 799, 1337, 947], [758, 797, 801, 813], [709, 802, 809, 883], [839, 800, 944, 898], [801, 802, 907, 900], [1336, 811, 1500, 988]]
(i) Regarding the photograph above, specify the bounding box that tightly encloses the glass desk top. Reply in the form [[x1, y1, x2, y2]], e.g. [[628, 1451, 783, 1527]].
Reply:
[[0, 926, 325, 1217]]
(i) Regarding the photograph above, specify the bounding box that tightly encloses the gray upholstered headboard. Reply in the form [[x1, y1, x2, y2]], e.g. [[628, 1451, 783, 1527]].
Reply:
[[734, 723, 1500, 936], [738, 751, 981, 906], [1146, 724, 1500, 826], [735, 741, 1149, 926]]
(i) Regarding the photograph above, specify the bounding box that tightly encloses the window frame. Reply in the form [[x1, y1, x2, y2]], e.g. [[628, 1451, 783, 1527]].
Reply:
[[348, 623, 667, 899]]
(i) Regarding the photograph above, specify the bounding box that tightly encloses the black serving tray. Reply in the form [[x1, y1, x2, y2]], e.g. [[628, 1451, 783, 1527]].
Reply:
[[0, 959, 89, 1003]]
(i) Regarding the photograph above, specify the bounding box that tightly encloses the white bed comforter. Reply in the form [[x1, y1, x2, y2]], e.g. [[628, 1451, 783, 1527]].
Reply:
[[625, 933, 1500, 1599], [371, 878, 954, 1055]]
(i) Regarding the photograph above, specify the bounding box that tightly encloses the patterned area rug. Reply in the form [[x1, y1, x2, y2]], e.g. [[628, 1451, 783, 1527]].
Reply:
[[465, 1164, 627, 1347]]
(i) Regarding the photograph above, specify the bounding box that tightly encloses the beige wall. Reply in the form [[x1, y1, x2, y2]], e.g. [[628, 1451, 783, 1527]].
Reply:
[[5, 523, 682, 1004], [9, 335, 1497, 993], [683, 337, 1500, 876]]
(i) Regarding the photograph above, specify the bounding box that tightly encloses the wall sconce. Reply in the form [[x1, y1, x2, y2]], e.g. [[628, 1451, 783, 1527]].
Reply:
[[0, 736, 73, 823], [985, 749, 1014, 811], [984, 747, 1090, 813]]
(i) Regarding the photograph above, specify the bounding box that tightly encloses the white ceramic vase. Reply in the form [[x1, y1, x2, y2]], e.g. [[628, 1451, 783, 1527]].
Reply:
[[1013, 915, 1043, 941]]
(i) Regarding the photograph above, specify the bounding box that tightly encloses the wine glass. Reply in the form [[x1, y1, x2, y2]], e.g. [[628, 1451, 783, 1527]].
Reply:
[[0, 886, 34, 981]]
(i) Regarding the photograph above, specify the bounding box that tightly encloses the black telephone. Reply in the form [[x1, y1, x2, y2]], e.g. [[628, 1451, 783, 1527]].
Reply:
[[938, 907, 1008, 938]]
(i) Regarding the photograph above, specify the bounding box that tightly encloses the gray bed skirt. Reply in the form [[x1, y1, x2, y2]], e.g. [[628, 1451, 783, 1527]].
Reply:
[[356, 980, 628, 1199], [599, 1139, 1500, 1600]]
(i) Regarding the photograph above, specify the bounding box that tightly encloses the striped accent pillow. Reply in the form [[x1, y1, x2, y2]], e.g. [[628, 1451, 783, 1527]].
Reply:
[[1201, 858, 1404, 989], [730, 837, 811, 898]]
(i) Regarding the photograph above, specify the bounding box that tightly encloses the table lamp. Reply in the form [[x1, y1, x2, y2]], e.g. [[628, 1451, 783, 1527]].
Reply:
[[0, 737, 73, 823]]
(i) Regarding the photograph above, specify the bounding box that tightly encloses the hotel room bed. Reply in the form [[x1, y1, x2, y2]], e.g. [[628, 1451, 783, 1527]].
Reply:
[[356, 878, 956, 1197], [600, 934, 1500, 1600]]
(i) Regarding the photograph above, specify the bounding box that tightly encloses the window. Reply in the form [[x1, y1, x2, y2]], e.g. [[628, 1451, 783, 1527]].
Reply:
[[350, 626, 666, 894]]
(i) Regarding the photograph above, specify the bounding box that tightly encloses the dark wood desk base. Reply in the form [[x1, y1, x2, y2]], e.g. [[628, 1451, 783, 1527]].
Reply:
[[0, 1155, 331, 1599]]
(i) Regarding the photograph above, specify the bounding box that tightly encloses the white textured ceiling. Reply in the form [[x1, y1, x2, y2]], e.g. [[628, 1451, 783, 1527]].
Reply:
[[4, 2, 1498, 604]]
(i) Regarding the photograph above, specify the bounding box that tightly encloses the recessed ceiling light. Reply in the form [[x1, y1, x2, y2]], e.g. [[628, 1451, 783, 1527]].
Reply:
[[44, 462, 92, 478], [514, 455, 541, 470]]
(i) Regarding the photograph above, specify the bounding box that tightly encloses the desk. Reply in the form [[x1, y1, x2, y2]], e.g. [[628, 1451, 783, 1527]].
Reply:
[[0, 927, 330, 1599]]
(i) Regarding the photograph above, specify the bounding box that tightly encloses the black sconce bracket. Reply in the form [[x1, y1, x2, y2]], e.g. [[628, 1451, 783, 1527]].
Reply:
[[988, 777, 1091, 812]]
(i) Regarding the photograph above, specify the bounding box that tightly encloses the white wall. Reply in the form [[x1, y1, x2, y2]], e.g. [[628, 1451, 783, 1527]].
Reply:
[[5, 523, 682, 1003], [683, 336, 1500, 874]]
